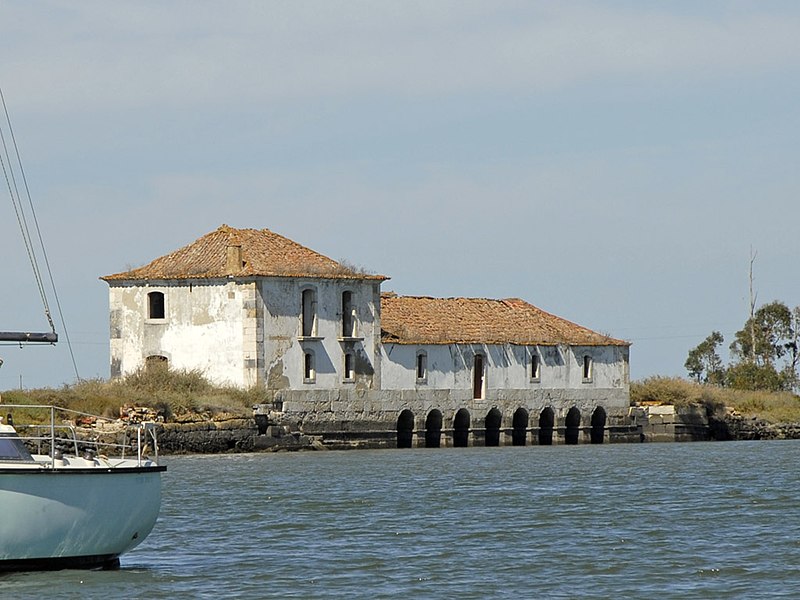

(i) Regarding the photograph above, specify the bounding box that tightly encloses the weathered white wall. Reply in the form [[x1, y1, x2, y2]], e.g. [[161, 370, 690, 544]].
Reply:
[[108, 277, 382, 390], [108, 280, 251, 386], [380, 343, 629, 392], [260, 278, 381, 391]]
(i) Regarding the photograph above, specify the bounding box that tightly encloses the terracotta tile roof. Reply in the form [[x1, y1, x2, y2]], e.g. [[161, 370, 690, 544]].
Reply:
[[102, 224, 387, 282], [380, 294, 629, 347]]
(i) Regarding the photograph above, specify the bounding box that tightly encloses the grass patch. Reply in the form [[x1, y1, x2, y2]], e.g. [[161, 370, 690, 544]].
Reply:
[[632, 376, 800, 423], [0, 368, 268, 422]]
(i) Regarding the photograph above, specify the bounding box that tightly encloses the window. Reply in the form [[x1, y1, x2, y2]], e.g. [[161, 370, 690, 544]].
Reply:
[[147, 291, 165, 319], [301, 289, 317, 337], [146, 355, 168, 372], [416, 351, 427, 383], [304, 352, 316, 383], [530, 351, 540, 381], [583, 355, 593, 381], [342, 291, 356, 337], [343, 352, 354, 381], [473, 354, 484, 399]]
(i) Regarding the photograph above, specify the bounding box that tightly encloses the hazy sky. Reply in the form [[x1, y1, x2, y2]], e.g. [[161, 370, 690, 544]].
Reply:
[[2, 1, 799, 390]]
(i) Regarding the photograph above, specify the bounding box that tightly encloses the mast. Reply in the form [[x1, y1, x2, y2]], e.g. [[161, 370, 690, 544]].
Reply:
[[0, 331, 58, 343]]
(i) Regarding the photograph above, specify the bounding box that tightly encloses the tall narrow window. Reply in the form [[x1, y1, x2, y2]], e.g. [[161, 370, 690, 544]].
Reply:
[[530, 351, 540, 381], [583, 355, 593, 381], [343, 352, 354, 381], [304, 352, 315, 382], [473, 354, 484, 399], [416, 351, 427, 383], [301, 289, 317, 337], [342, 291, 355, 337], [148, 291, 165, 319]]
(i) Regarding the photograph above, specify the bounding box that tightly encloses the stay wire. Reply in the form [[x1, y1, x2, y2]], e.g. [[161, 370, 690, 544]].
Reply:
[[0, 87, 81, 381]]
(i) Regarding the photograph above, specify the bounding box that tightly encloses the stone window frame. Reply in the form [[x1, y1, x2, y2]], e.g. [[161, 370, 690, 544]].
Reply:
[[341, 290, 357, 338], [146, 289, 166, 321]]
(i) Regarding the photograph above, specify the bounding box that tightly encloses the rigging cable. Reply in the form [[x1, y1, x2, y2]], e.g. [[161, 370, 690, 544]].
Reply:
[[0, 87, 81, 380]]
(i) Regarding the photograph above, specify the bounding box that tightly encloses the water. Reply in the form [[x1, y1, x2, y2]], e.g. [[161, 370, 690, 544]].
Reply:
[[5, 441, 800, 599]]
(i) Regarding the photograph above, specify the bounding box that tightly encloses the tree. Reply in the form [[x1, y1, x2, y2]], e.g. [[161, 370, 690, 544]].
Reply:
[[685, 331, 725, 384], [729, 301, 794, 368]]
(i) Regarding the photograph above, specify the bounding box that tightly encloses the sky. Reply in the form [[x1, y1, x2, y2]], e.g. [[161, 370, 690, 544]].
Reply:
[[1, 0, 799, 390]]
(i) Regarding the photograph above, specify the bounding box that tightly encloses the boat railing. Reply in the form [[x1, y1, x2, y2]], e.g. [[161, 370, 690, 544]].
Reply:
[[0, 404, 160, 468]]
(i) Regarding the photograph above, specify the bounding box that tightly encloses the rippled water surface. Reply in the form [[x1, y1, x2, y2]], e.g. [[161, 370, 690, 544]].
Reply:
[[5, 441, 800, 598]]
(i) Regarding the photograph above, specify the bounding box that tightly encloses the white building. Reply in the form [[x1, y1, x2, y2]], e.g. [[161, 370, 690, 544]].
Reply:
[[103, 224, 631, 445]]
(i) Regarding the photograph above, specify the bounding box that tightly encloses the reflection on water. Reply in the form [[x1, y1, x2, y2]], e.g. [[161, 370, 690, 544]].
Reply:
[[5, 442, 800, 599]]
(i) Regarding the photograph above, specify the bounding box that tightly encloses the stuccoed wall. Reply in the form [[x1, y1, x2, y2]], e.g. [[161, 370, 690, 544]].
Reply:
[[260, 278, 381, 390], [108, 279, 254, 387], [380, 343, 629, 391]]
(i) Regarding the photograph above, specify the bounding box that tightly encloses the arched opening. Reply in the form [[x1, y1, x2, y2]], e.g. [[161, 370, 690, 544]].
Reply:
[[397, 409, 414, 449], [538, 407, 554, 446], [301, 288, 317, 337], [145, 355, 168, 373], [591, 406, 606, 444], [565, 407, 581, 445], [453, 408, 470, 448], [425, 409, 442, 448], [512, 408, 528, 446], [484, 408, 502, 447]]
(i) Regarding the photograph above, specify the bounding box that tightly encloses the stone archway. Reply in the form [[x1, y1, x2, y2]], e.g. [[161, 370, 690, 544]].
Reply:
[[453, 408, 471, 448], [538, 407, 554, 445], [425, 409, 443, 448], [512, 408, 528, 446], [591, 406, 606, 444], [565, 407, 581, 445], [484, 408, 502, 447], [397, 409, 414, 449]]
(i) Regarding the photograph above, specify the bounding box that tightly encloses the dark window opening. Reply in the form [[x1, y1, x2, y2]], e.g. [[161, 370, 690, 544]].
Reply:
[[397, 409, 414, 449], [304, 352, 315, 382], [473, 354, 484, 399], [342, 291, 355, 337], [531, 353, 540, 380], [583, 355, 593, 380], [344, 353, 354, 381], [416, 352, 427, 381], [425, 409, 442, 448], [148, 291, 165, 319], [301, 289, 316, 337], [512, 408, 528, 446]]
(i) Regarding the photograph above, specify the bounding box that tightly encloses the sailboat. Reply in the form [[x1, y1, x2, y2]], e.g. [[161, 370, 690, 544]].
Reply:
[[0, 89, 165, 571]]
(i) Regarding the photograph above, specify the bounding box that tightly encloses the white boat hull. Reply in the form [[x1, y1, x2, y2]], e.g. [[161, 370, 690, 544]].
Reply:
[[0, 466, 163, 570]]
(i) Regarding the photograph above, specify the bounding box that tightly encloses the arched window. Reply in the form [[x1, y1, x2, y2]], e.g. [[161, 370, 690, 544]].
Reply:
[[148, 291, 165, 320], [341, 291, 356, 337], [301, 289, 317, 337], [145, 354, 168, 372]]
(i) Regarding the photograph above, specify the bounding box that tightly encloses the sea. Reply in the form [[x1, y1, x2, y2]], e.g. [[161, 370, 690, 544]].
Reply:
[[4, 441, 800, 599]]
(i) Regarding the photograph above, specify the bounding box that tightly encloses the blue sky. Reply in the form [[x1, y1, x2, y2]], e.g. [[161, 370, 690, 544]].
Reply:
[[1, 0, 799, 389]]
